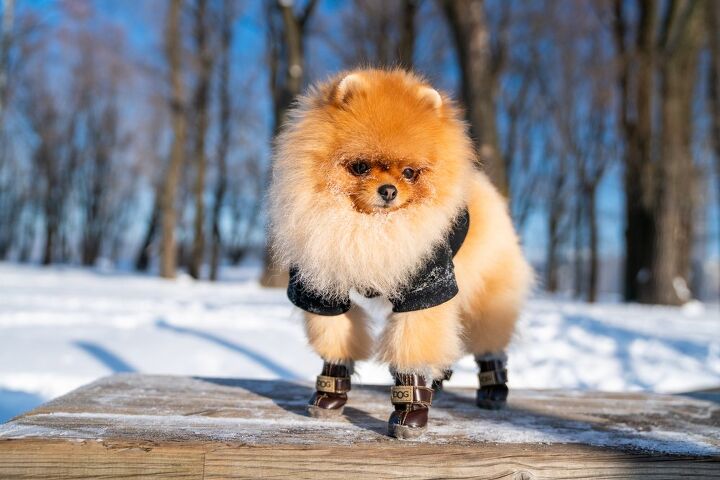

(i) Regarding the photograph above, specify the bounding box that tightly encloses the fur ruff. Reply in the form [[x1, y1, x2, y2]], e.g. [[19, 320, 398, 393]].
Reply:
[[271, 179, 465, 301]]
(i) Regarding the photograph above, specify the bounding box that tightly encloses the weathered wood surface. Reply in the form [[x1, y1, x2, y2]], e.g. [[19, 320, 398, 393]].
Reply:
[[0, 374, 718, 479]]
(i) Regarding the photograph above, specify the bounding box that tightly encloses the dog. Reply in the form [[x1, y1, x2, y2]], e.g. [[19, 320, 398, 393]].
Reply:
[[269, 68, 532, 438]]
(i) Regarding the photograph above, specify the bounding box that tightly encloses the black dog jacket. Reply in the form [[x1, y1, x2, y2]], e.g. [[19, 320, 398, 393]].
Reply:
[[287, 209, 470, 315]]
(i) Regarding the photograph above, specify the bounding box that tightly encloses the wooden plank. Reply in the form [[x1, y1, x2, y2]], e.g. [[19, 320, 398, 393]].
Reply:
[[0, 374, 718, 479], [0, 440, 205, 479], [2, 439, 719, 479]]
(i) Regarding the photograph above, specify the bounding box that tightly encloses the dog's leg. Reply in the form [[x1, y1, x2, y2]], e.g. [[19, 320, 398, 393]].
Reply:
[[430, 368, 453, 393], [304, 305, 373, 418], [474, 351, 509, 409], [460, 298, 519, 410], [377, 300, 462, 438]]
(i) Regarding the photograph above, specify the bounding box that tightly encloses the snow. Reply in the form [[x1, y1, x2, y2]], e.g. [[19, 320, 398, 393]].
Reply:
[[1, 262, 719, 424]]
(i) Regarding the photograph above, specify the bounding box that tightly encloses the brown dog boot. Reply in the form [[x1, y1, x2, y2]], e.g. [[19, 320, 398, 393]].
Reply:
[[307, 362, 352, 418], [387, 372, 433, 439], [475, 354, 509, 410]]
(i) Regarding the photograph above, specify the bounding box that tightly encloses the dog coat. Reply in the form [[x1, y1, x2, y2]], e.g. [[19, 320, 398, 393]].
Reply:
[[287, 209, 470, 315]]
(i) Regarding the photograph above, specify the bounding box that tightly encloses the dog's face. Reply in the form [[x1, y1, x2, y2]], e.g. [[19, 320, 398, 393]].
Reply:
[[336, 153, 432, 214], [292, 70, 469, 215]]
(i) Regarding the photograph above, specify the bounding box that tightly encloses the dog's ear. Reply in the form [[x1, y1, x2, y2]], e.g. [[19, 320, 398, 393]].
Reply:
[[333, 73, 364, 105], [418, 86, 442, 112]]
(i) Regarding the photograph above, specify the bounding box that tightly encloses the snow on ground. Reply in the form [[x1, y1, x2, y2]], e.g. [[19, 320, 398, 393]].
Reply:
[[1, 262, 718, 423]]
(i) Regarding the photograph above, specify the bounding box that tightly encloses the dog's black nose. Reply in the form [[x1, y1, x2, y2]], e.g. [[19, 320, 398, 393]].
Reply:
[[378, 184, 397, 202]]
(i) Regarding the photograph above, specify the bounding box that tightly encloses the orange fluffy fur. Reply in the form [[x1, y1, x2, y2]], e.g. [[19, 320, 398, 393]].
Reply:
[[269, 69, 533, 377]]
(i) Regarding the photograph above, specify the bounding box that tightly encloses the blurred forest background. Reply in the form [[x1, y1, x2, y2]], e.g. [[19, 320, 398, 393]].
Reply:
[[0, 0, 718, 305]]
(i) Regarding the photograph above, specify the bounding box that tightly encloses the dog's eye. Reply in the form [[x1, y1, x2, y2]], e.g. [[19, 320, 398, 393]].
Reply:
[[402, 167, 416, 180], [350, 161, 370, 176]]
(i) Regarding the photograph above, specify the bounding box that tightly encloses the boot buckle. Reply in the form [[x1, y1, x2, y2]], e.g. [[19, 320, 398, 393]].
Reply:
[[316, 375, 351, 394], [478, 368, 508, 387]]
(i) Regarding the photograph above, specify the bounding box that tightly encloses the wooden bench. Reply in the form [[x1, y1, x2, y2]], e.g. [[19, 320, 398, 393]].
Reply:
[[1, 374, 718, 478]]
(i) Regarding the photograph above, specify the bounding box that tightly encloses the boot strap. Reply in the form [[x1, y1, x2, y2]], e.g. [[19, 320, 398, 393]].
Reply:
[[478, 368, 508, 387], [390, 385, 433, 406], [316, 375, 351, 394]]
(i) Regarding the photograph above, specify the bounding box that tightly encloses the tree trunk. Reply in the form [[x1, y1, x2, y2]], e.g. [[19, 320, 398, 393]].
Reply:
[[18, 214, 34, 262], [81, 237, 101, 266], [545, 164, 567, 293], [573, 194, 584, 298], [210, 0, 233, 282], [397, 0, 417, 69], [135, 195, 160, 271], [546, 208, 560, 293], [260, 0, 317, 288], [273, 2, 306, 136], [587, 186, 599, 303], [0, 0, 14, 123], [188, 0, 212, 280], [613, 0, 657, 303], [650, 0, 703, 305], [42, 217, 55, 266], [708, 2, 720, 286], [441, 0, 506, 195], [42, 189, 60, 266], [160, 0, 187, 279]]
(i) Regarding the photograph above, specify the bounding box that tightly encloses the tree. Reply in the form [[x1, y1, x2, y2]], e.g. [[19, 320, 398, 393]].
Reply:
[[613, 0, 658, 303], [159, 0, 187, 279], [398, 0, 418, 69], [261, 0, 318, 287], [0, 0, 14, 122], [442, 0, 507, 195], [550, 5, 615, 302], [22, 80, 77, 265], [544, 149, 572, 293], [62, 27, 133, 267], [0, 0, 20, 258], [188, 0, 214, 280], [650, 0, 704, 304], [614, 0, 705, 305], [323, 0, 417, 69], [708, 0, 720, 281], [209, 0, 234, 281], [134, 107, 166, 272]]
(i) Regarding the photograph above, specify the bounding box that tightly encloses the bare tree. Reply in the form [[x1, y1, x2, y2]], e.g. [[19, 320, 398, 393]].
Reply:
[[442, 0, 507, 195], [188, 0, 214, 280], [22, 81, 77, 265], [500, 49, 546, 233], [209, 0, 234, 281], [613, 0, 706, 304], [267, 0, 317, 137], [261, 0, 318, 287], [551, 8, 615, 302], [160, 0, 187, 279], [708, 0, 720, 282], [0, 0, 18, 258], [0, 0, 14, 122], [322, 0, 417, 69], [613, 0, 658, 303], [544, 150, 572, 293], [398, 0, 418, 69], [134, 106, 166, 272], [650, 0, 704, 304]]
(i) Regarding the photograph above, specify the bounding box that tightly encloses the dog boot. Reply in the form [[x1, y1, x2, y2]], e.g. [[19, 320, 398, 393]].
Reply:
[[475, 353, 509, 410], [307, 361, 352, 418], [387, 372, 433, 439], [430, 368, 453, 392]]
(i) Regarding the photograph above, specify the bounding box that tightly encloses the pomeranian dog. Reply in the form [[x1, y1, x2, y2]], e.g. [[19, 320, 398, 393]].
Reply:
[[269, 69, 532, 439]]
